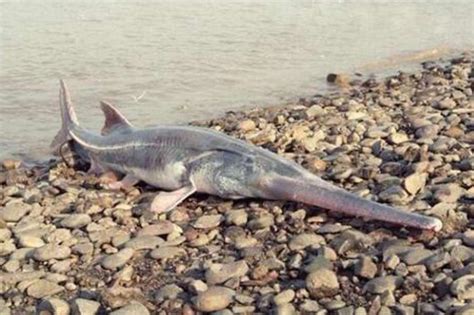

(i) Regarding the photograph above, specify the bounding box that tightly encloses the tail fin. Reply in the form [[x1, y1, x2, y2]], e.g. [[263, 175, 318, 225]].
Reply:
[[50, 80, 80, 154], [262, 176, 442, 231]]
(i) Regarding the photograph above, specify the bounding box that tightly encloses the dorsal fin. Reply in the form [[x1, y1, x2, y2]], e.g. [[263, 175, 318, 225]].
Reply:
[[100, 101, 134, 135]]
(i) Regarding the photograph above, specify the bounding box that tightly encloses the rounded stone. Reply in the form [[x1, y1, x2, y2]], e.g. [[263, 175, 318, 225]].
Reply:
[[450, 275, 474, 300], [149, 246, 185, 260], [205, 260, 249, 285], [37, 297, 70, 315], [70, 298, 101, 315], [60, 214, 92, 229], [288, 233, 325, 251], [27, 279, 64, 298], [109, 302, 149, 315], [101, 248, 135, 270], [194, 286, 234, 312], [193, 214, 223, 229], [33, 244, 71, 261], [305, 268, 340, 298]]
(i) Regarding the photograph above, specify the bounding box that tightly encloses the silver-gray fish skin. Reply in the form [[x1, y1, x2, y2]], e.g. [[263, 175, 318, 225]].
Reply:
[[52, 80, 443, 231]]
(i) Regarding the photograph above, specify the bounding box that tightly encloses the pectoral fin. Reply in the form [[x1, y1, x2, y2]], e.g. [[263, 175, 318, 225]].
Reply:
[[150, 186, 196, 213], [105, 174, 140, 190]]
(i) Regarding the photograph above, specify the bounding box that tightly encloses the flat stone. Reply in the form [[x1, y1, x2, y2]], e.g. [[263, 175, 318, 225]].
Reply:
[[273, 289, 295, 305], [0, 270, 45, 285], [60, 214, 91, 229], [194, 286, 234, 312], [0, 202, 31, 222], [206, 260, 249, 285], [305, 268, 339, 298], [70, 298, 101, 315], [193, 214, 223, 229], [26, 279, 64, 298], [124, 235, 163, 250], [0, 240, 16, 256], [463, 230, 474, 247], [247, 213, 274, 230], [388, 132, 409, 144], [436, 97, 457, 109], [239, 119, 256, 132], [275, 303, 296, 315], [450, 275, 474, 300], [33, 244, 71, 261], [101, 248, 134, 270], [136, 221, 175, 236], [226, 210, 248, 226], [355, 256, 377, 279], [379, 186, 409, 204], [400, 248, 434, 265], [288, 233, 325, 251], [404, 173, 427, 195], [18, 235, 45, 248], [149, 246, 185, 260], [155, 284, 183, 301], [0, 228, 12, 242], [109, 302, 149, 315], [37, 298, 70, 315], [364, 276, 403, 294], [433, 183, 464, 203]]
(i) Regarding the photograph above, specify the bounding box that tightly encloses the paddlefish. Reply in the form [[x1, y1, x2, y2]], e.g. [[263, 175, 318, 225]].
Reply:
[[51, 80, 442, 231]]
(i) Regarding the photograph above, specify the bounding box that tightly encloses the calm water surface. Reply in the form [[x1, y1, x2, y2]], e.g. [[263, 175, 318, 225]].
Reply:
[[0, 1, 473, 160]]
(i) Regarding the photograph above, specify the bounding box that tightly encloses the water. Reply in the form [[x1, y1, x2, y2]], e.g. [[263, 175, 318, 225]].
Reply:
[[0, 1, 473, 161]]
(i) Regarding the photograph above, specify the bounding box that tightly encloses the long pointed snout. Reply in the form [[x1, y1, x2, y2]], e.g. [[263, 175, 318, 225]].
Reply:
[[261, 176, 443, 231]]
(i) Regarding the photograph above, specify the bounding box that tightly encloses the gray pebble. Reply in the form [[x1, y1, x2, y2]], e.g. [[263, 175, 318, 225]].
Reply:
[[101, 248, 134, 270]]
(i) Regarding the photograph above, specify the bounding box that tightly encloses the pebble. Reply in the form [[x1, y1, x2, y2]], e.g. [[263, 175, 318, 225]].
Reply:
[[70, 298, 101, 315], [124, 235, 163, 250], [273, 289, 295, 305], [149, 246, 185, 260], [0, 241, 16, 256], [400, 248, 434, 265], [288, 233, 325, 251], [60, 214, 92, 229], [0, 202, 31, 222], [194, 286, 234, 312], [0, 228, 11, 242], [136, 221, 175, 236], [206, 260, 249, 285], [101, 248, 134, 270], [17, 235, 45, 248], [275, 303, 296, 315], [450, 275, 474, 300], [247, 213, 274, 230], [226, 210, 248, 226], [193, 214, 223, 229], [355, 256, 377, 279], [433, 183, 464, 203], [305, 268, 339, 298], [37, 298, 70, 315], [403, 173, 427, 195], [364, 276, 403, 294], [26, 279, 64, 298], [33, 244, 71, 261], [238, 119, 256, 132], [155, 284, 183, 301], [463, 230, 474, 247], [109, 302, 150, 315]]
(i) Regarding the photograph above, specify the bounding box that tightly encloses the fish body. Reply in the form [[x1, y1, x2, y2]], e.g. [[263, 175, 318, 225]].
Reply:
[[51, 80, 443, 231]]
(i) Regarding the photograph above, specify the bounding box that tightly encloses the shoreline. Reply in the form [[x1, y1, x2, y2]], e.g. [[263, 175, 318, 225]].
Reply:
[[1, 47, 469, 163], [0, 52, 473, 314]]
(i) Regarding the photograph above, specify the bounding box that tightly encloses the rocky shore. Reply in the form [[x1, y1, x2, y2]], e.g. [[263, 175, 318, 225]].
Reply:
[[1, 53, 473, 315]]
